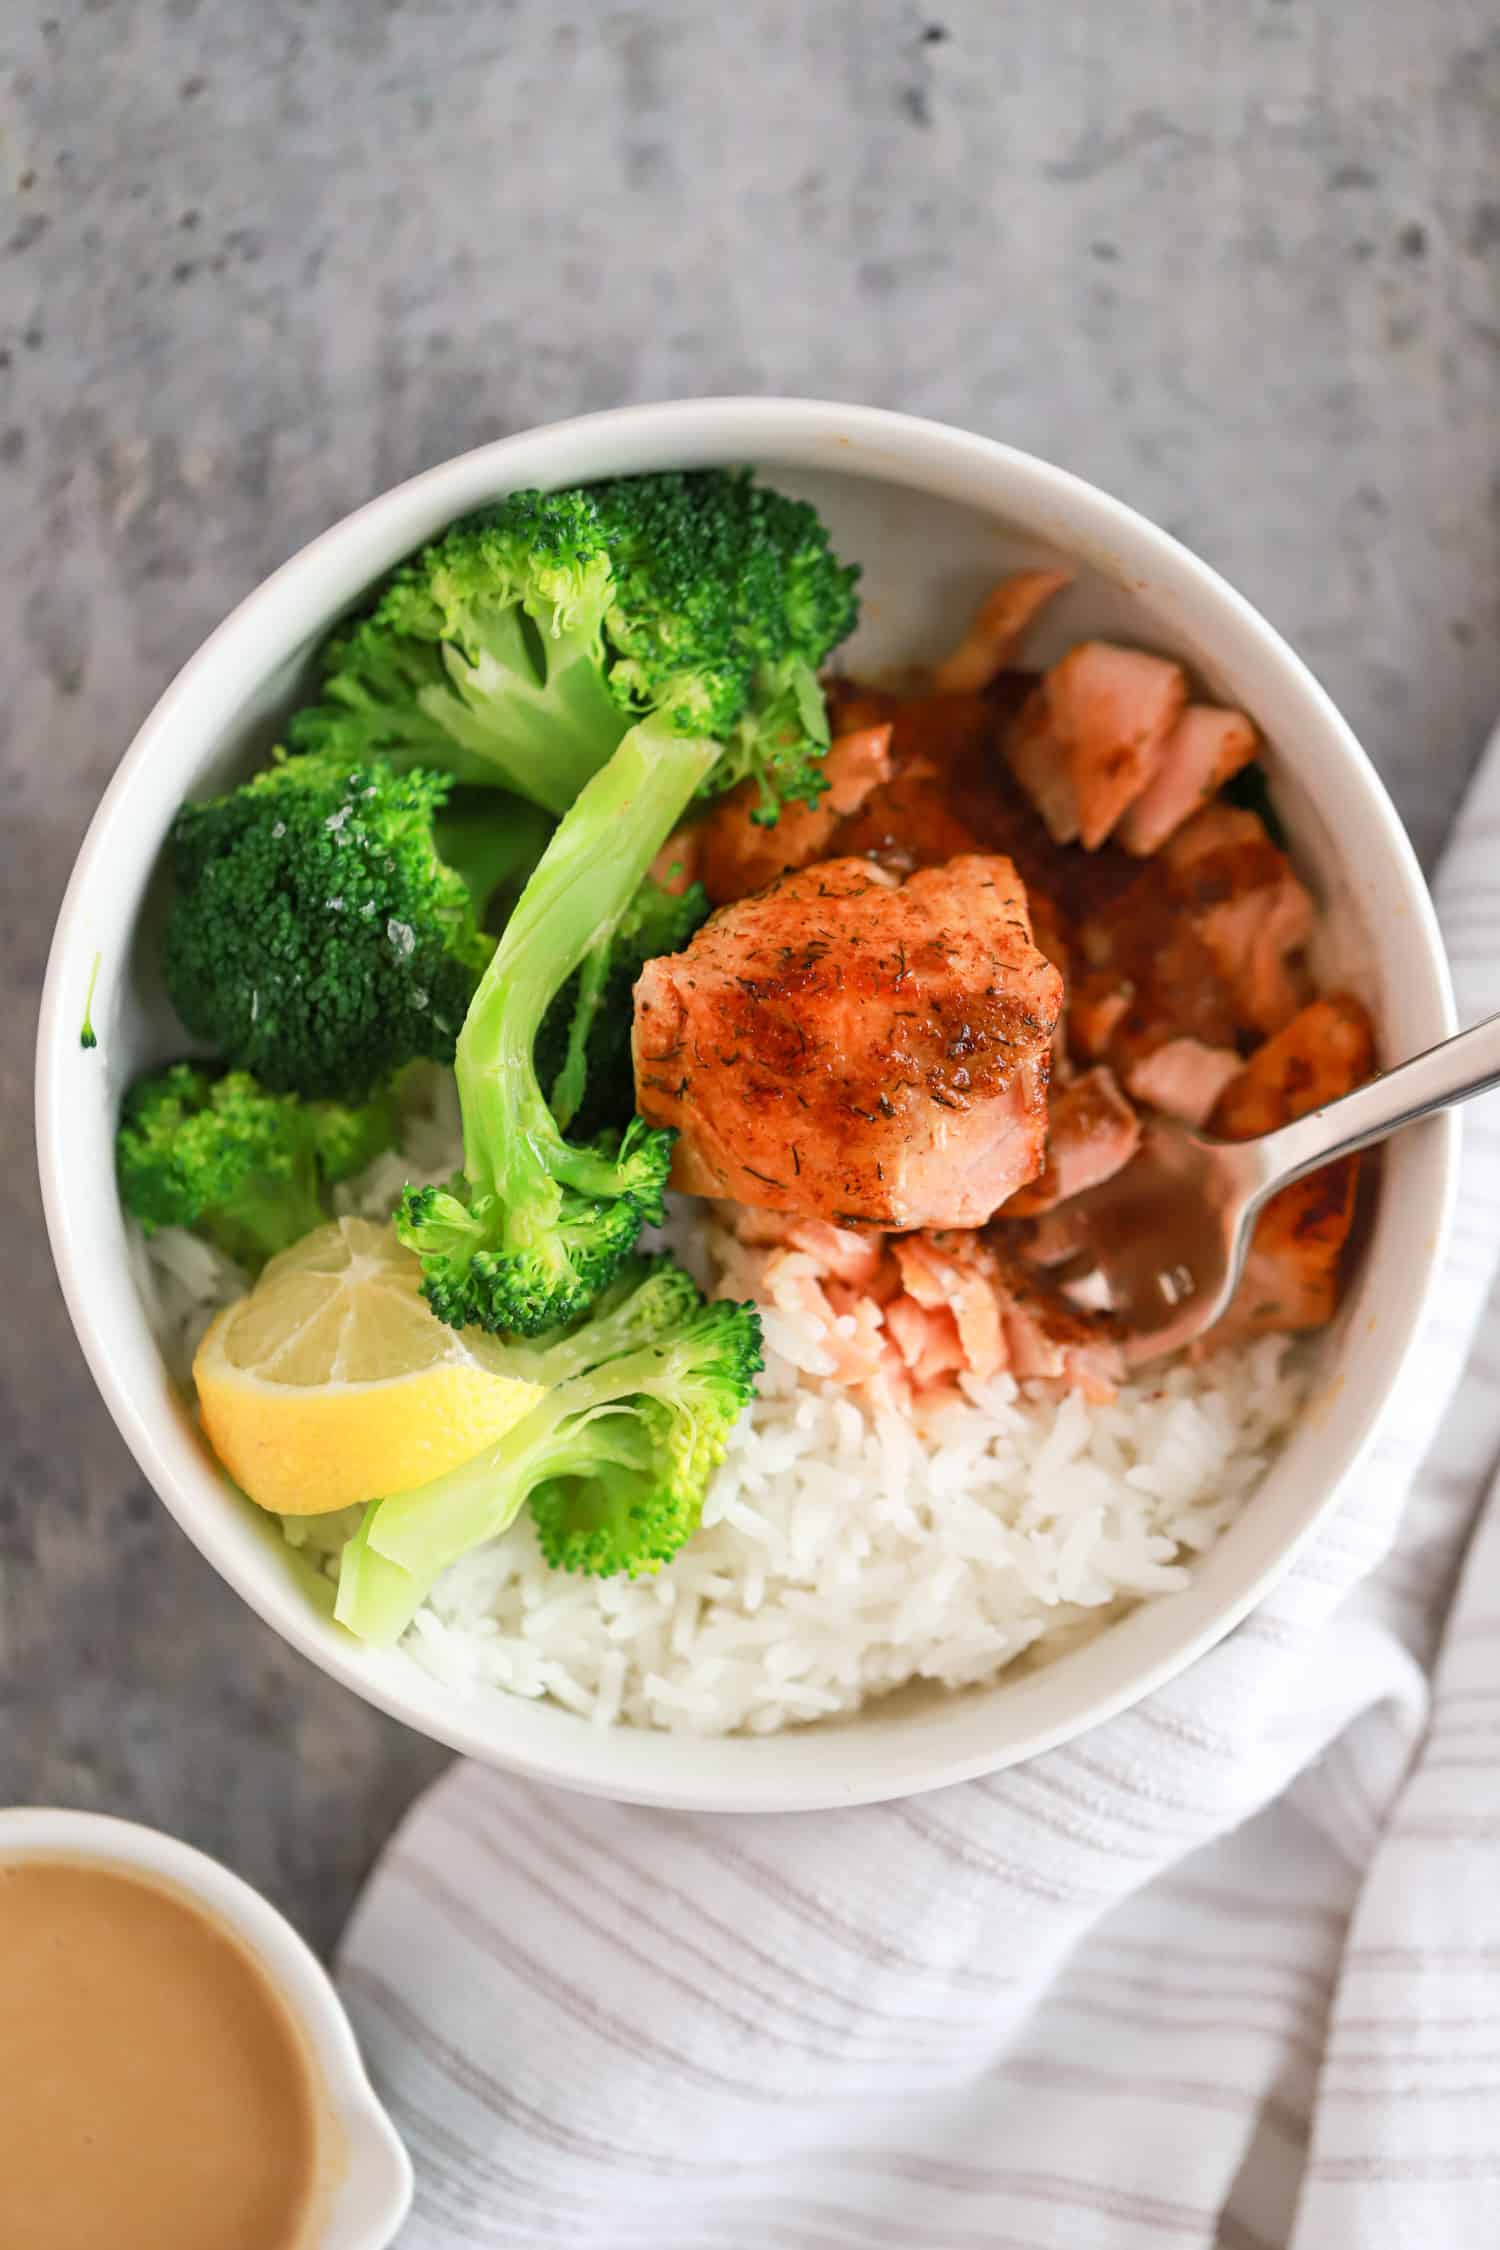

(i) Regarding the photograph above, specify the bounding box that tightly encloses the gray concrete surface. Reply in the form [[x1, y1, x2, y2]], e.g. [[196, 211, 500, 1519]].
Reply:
[[2, 0, 1497, 1956]]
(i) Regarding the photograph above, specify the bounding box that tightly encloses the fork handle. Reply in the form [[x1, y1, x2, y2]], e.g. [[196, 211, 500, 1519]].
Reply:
[[1252, 1008, 1500, 1198]]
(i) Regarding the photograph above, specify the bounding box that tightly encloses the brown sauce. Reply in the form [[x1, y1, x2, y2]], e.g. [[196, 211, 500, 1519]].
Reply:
[[828, 675, 1146, 923], [828, 674, 1260, 1069], [0, 1856, 330, 2250]]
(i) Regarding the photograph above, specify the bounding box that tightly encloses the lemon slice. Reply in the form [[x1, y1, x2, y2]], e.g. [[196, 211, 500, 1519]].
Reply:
[[193, 1218, 544, 1515]]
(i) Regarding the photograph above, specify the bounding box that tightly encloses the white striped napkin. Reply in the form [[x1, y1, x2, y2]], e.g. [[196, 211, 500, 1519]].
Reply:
[[339, 731, 1500, 2250]]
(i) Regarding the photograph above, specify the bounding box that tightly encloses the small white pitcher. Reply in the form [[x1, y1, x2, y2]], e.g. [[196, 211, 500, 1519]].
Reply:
[[0, 1806, 413, 2249]]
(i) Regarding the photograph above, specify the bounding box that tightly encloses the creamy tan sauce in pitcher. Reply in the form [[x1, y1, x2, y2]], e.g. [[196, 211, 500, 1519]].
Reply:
[[0, 1856, 331, 2249]]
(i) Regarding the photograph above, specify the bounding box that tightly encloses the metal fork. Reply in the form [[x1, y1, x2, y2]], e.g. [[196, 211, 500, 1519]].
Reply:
[[1037, 1013, 1500, 1364]]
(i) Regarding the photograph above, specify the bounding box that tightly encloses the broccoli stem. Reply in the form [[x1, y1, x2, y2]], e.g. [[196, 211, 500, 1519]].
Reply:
[[456, 717, 720, 1205], [335, 1351, 670, 1644], [334, 1504, 426, 1648], [373, 1386, 628, 1572]]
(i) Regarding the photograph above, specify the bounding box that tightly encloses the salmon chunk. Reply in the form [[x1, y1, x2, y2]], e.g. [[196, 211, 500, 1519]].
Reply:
[[1115, 707, 1259, 857], [1077, 804, 1314, 1077], [988, 1243, 1125, 1398], [1005, 1066, 1142, 1215], [632, 855, 1064, 1228], [892, 1232, 1008, 1380], [1207, 995, 1375, 1343], [733, 1210, 891, 1289], [1212, 1163, 1361, 1341], [700, 725, 895, 905], [933, 569, 1072, 695], [1125, 1038, 1244, 1128], [1163, 806, 1315, 1035], [1210, 993, 1375, 1140], [885, 1295, 968, 1387], [1005, 643, 1188, 850], [727, 1207, 1121, 1409]]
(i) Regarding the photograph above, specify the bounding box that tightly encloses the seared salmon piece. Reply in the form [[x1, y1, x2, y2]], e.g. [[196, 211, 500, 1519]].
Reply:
[[1207, 994, 1375, 1343], [1161, 801, 1262, 875], [632, 855, 1064, 1228], [1124, 1038, 1243, 1128], [700, 725, 895, 905], [1006, 694, 1085, 845], [1210, 1162, 1360, 1342], [1005, 1066, 1142, 1215], [1210, 993, 1375, 1140], [1005, 643, 1188, 850], [1163, 806, 1315, 1035], [933, 569, 1072, 695], [1072, 802, 1310, 1083], [1115, 707, 1259, 857]]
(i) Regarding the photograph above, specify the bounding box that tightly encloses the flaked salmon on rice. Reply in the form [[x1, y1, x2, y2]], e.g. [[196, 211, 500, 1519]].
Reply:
[[711, 1208, 1124, 1420]]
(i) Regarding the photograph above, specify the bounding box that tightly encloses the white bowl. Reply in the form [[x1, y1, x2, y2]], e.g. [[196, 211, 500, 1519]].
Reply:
[[36, 398, 1457, 1811], [0, 1807, 412, 2248]]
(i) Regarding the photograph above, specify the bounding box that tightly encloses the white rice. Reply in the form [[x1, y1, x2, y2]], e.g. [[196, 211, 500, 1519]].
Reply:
[[132, 1068, 1309, 1737]]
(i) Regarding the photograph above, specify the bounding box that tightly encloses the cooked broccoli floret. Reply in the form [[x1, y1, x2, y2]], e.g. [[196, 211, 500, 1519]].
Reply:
[[334, 1259, 763, 1643], [290, 471, 860, 822], [590, 470, 860, 821], [536, 873, 711, 1137], [289, 488, 627, 813], [396, 1124, 667, 1341], [388, 475, 857, 1336], [116, 1062, 394, 1271], [393, 730, 711, 1335], [161, 748, 518, 1102]]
